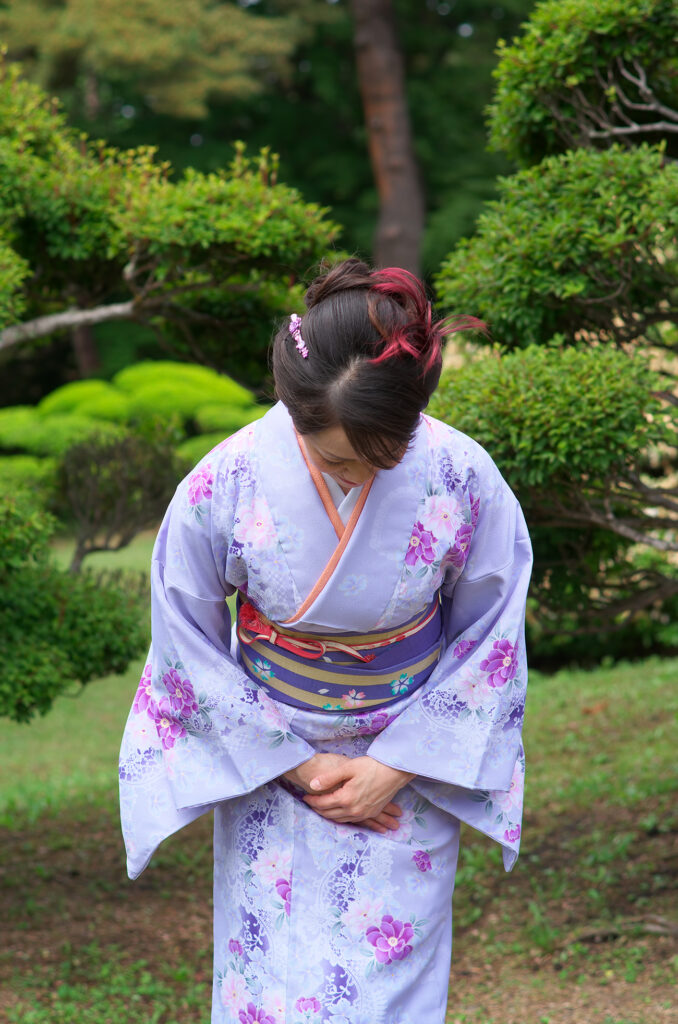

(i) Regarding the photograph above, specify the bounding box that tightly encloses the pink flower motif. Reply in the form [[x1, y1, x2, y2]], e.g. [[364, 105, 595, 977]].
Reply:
[[275, 876, 291, 916], [423, 495, 459, 539], [342, 689, 367, 708], [152, 698, 187, 749], [228, 938, 243, 956], [452, 639, 476, 659], [162, 668, 198, 718], [133, 663, 154, 715], [366, 915, 414, 964], [412, 850, 432, 872], [294, 996, 321, 1014], [405, 520, 437, 567], [239, 1004, 275, 1024], [238, 500, 277, 550], [480, 639, 518, 688], [447, 522, 473, 569], [504, 824, 521, 843], [187, 465, 213, 506]]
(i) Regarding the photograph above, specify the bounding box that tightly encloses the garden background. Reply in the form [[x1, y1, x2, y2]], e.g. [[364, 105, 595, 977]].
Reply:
[[1, 1, 677, 1021]]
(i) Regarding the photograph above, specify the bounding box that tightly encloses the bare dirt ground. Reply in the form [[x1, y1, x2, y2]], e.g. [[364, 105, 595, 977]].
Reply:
[[1, 798, 676, 1024]]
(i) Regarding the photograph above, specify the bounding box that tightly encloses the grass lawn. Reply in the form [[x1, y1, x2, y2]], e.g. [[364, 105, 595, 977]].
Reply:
[[1, 534, 676, 1023]]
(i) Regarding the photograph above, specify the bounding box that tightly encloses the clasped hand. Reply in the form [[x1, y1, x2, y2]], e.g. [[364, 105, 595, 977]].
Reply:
[[282, 753, 415, 834]]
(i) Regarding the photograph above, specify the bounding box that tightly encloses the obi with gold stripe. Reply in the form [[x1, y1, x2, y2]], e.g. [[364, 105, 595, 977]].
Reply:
[[236, 598, 442, 713]]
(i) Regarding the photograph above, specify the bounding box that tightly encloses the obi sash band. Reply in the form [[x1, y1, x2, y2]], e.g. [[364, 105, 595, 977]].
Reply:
[[236, 598, 442, 713]]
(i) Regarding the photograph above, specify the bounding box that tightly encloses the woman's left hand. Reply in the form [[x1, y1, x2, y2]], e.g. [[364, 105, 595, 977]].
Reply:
[[303, 756, 415, 832]]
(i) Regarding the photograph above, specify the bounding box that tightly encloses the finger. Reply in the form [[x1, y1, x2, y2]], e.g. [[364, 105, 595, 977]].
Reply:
[[374, 811, 401, 831], [308, 765, 355, 792], [355, 818, 388, 834], [303, 791, 352, 812], [383, 801, 403, 816]]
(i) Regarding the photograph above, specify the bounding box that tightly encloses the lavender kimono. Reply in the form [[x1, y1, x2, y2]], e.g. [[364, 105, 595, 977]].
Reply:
[[119, 402, 532, 1024]]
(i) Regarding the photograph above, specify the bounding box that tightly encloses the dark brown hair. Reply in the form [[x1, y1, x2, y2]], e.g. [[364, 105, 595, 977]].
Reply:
[[271, 258, 486, 468]]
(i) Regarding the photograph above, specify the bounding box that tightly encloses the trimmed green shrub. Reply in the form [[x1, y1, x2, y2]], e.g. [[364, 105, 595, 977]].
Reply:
[[429, 345, 678, 663], [194, 403, 269, 435], [0, 406, 122, 456], [38, 379, 132, 422], [429, 344, 669, 489], [435, 145, 678, 351], [0, 454, 56, 506], [0, 495, 147, 722], [177, 432, 231, 466], [113, 360, 255, 408], [487, 0, 678, 165]]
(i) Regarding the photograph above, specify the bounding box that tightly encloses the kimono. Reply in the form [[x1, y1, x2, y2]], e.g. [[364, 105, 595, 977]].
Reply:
[[119, 401, 532, 1024]]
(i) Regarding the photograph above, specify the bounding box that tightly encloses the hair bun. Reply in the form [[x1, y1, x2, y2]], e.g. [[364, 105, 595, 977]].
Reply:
[[304, 258, 374, 309]]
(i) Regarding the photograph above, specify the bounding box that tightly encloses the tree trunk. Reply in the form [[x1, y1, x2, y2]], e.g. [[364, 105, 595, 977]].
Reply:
[[71, 323, 101, 377], [350, 0, 425, 275]]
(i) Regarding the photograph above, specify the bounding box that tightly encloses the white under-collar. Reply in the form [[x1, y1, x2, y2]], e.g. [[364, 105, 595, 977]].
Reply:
[[321, 473, 361, 526]]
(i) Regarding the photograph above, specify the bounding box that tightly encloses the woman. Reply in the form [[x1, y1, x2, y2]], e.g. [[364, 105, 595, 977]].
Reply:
[[119, 259, 532, 1024]]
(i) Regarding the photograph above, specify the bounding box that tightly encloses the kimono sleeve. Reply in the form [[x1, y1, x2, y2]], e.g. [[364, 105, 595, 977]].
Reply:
[[368, 459, 532, 870], [118, 452, 315, 880]]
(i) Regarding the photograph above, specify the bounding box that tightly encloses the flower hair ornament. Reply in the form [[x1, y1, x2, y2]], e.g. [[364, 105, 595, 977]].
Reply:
[[289, 313, 309, 358]]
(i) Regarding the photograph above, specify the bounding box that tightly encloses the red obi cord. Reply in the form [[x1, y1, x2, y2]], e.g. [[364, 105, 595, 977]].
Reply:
[[237, 602, 376, 662]]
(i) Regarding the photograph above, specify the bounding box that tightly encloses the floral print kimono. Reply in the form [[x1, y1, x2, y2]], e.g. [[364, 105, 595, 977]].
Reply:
[[119, 401, 532, 1024]]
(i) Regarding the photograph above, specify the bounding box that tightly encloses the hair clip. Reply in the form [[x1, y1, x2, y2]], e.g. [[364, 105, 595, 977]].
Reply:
[[289, 314, 309, 358]]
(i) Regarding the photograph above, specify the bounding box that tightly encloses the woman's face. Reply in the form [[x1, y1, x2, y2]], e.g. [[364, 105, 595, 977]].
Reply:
[[302, 425, 376, 492]]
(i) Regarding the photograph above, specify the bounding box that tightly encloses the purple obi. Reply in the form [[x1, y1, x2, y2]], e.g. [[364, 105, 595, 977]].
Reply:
[[236, 598, 442, 713]]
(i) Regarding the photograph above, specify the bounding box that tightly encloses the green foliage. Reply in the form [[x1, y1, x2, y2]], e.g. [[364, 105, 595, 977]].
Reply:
[[0, 0, 314, 119], [429, 345, 668, 488], [54, 427, 186, 571], [194, 403, 268, 435], [176, 432, 233, 466], [0, 53, 338, 384], [436, 145, 678, 349], [488, 0, 678, 164], [0, 495, 146, 722], [114, 358, 253, 404], [429, 345, 678, 662], [0, 454, 56, 506], [37, 379, 131, 422], [0, 405, 123, 456], [0, 234, 28, 326]]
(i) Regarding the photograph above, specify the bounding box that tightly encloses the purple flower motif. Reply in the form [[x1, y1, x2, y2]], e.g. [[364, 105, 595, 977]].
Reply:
[[366, 915, 414, 964], [412, 850, 432, 873], [133, 663, 154, 715], [447, 522, 473, 569], [152, 698, 187, 749], [275, 876, 291, 915], [238, 1004, 275, 1024], [228, 938, 243, 956], [187, 465, 213, 506], [405, 521, 437, 567], [355, 710, 396, 736], [504, 824, 521, 843], [440, 456, 460, 493], [452, 639, 476, 660], [295, 996, 322, 1014], [480, 639, 518, 689], [469, 492, 480, 527], [162, 667, 198, 718]]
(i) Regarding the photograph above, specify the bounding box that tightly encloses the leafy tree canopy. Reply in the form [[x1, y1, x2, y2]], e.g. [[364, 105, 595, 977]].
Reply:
[[0, 0, 324, 118], [436, 144, 678, 350], [0, 54, 339, 380], [487, 0, 678, 164]]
